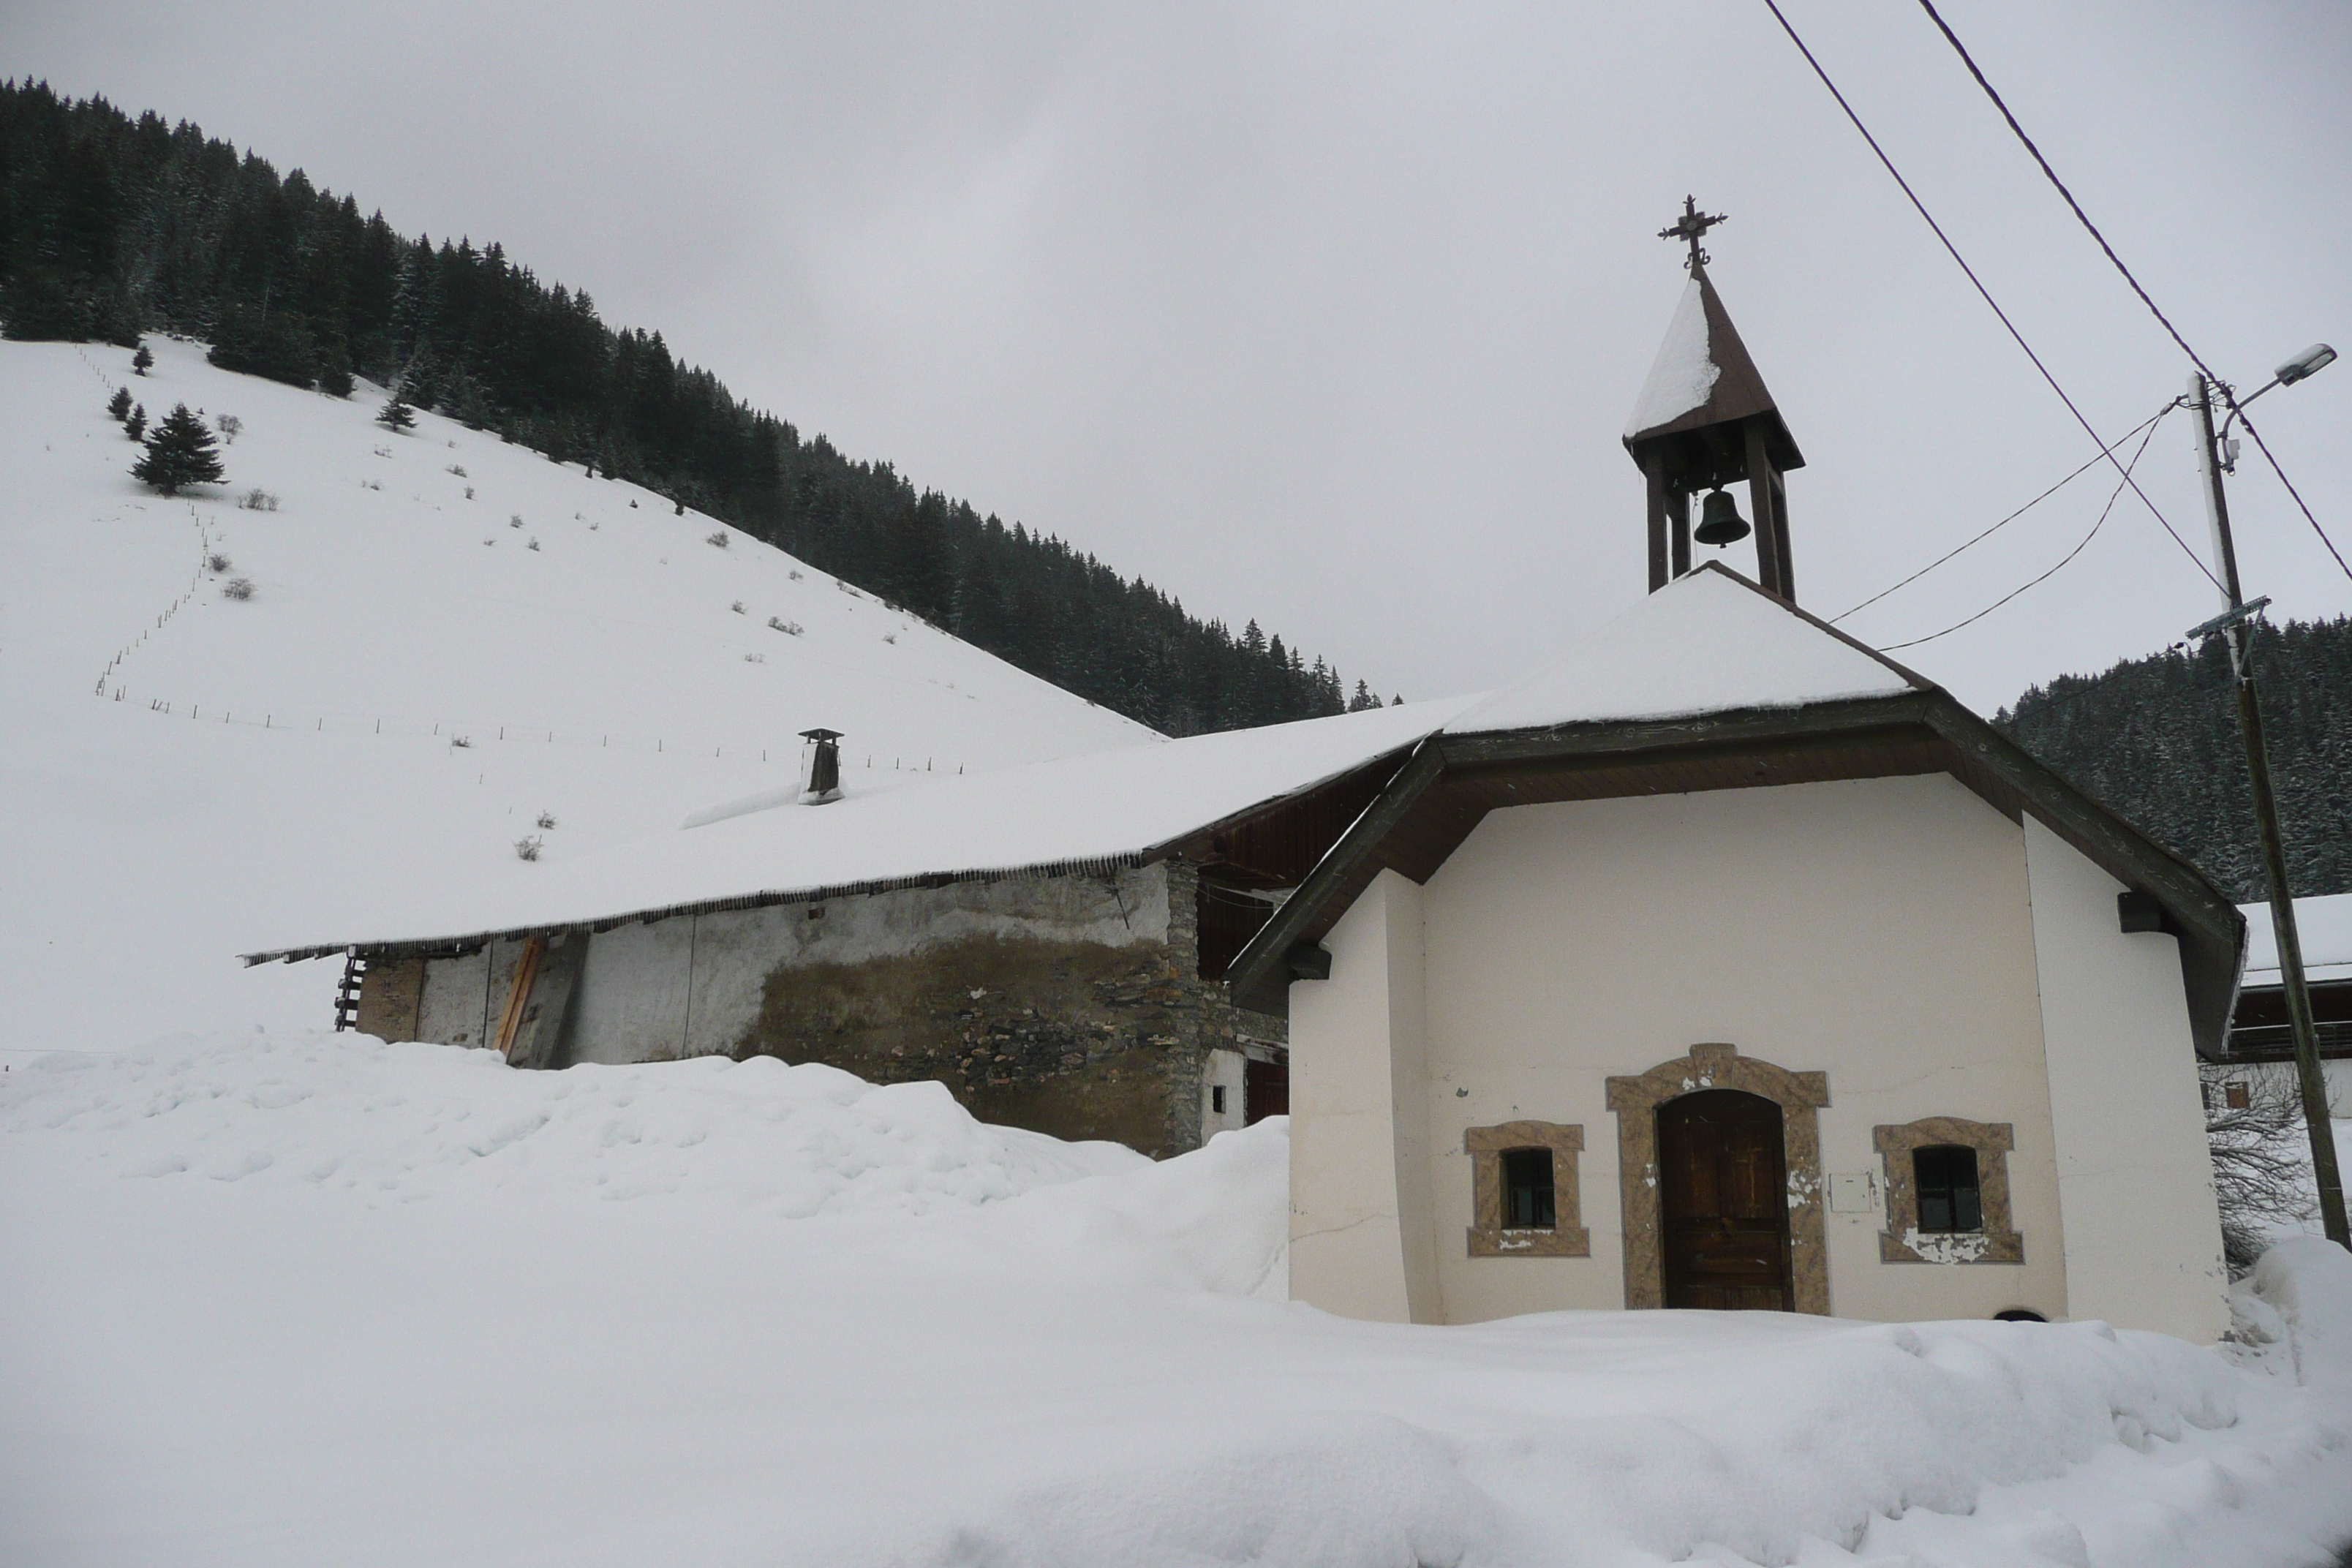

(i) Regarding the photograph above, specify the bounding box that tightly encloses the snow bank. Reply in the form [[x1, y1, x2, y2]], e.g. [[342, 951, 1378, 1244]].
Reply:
[[4, 1035, 2351, 1568], [0, 1031, 1141, 1215]]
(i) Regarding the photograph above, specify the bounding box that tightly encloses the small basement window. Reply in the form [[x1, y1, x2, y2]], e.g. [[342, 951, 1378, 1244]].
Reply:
[[1913, 1145, 1983, 1234], [1211, 1085, 1228, 1115], [1501, 1147, 1556, 1230]]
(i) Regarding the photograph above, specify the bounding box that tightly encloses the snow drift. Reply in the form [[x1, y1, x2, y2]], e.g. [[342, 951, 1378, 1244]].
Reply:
[[5, 1033, 2350, 1568]]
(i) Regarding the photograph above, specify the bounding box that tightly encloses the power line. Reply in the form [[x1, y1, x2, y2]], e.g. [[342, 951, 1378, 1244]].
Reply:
[[1759, 0, 2221, 593], [1878, 411, 2166, 652], [1831, 404, 2169, 625], [1913, 0, 2352, 587], [2233, 410, 2352, 584]]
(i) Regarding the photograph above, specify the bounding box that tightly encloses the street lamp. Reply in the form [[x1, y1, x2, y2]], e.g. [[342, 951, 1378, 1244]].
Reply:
[[2186, 346, 2348, 1249]]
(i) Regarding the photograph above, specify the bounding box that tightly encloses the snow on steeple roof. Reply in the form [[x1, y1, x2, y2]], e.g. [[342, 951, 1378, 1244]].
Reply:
[[1623, 279, 1721, 440], [1447, 564, 1921, 735], [1621, 271, 1803, 472]]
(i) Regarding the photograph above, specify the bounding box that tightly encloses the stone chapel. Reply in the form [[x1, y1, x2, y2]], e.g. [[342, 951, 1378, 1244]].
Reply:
[[1227, 226, 2241, 1341]]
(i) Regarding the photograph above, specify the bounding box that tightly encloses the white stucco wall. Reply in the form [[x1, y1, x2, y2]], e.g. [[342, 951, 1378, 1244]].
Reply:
[[1291, 774, 2094, 1329], [1289, 870, 1433, 1323], [1202, 1048, 1249, 1142], [2024, 816, 2229, 1341]]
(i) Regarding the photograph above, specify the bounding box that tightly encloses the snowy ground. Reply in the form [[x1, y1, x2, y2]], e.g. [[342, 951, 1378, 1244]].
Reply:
[[0, 339, 1153, 1053], [6, 1033, 2351, 1568]]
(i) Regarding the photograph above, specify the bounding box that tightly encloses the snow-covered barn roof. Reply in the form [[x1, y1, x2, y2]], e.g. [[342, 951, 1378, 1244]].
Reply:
[[2242, 893, 2352, 988], [243, 694, 1479, 964]]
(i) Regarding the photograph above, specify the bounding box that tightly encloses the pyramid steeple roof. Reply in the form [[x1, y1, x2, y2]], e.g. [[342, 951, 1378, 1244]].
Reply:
[[1623, 270, 1803, 476]]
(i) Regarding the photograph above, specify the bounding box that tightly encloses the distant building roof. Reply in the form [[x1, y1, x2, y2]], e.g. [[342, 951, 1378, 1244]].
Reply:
[[2240, 893, 2352, 988]]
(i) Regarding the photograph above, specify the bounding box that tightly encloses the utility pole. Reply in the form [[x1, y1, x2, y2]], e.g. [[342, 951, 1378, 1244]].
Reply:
[[2188, 372, 2348, 1248]]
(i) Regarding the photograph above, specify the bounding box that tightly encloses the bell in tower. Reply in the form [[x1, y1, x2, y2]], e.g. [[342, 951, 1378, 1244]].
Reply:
[[1622, 198, 1804, 602]]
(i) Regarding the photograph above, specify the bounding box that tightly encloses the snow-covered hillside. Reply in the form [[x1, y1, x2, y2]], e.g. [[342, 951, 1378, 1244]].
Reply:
[[5, 1032, 2351, 1568], [0, 338, 1154, 1051]]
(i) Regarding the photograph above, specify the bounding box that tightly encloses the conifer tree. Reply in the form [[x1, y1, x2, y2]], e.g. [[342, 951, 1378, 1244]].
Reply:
[[130, 342, 152, 375], [376, 396, 415, 432], [124, 403, 146, 441], [107, 386, 132, 422], [132, 403, 225, 495]]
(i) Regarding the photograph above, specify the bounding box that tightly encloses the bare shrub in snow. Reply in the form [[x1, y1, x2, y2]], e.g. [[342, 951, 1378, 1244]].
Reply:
[[509, 514, 524, 529], [207, 553, 232, 574], [360, 479, 382, 491], [2203, 1066, 2318, 1274], [221, 578, 255, 600], [706, 530, 729, 549], [883, 633, 897, 644], [215, 415, 242, 445], [767, 617, 803, 636], [535, 811, 557, 830], [236, 489, 279, 512], [449, 735, 472, 748], [464, 486, 475, 500], [528, 538, 541, 551], [731, 600, 745, 614], [514, 834, 543, 862], [788, 569, 803, 581], [743, 652, 766, 663], [446, 464, 468, 478]]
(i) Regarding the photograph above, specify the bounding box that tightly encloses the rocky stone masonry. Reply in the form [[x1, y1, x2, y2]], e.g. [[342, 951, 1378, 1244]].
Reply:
[[732, 861, 1282, 1158]]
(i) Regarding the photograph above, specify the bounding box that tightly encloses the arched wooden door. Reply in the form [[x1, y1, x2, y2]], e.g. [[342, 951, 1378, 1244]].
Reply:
[[1657, 1090, 1794, 1311]]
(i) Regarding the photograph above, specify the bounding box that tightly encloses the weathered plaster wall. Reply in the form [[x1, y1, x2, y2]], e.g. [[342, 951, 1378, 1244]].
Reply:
[[404, 862, 1268, 1158], [1289, 870, 1433, 1323], [1289, 775, 2087, 1327], [1202, 1047, 1249, 1139], [2025, 815, 2230, 1341], [355, 957, 426, 1042]]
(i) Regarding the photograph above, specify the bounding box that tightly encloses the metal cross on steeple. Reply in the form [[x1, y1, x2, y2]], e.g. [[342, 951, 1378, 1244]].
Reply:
[[1658, 195, 1728, 273]]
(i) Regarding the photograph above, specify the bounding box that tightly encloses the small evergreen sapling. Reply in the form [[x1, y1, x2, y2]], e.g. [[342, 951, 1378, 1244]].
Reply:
[[132, 404, 225, 496], [125, 404, 146, 442], [377, 396, 416, 433], [108, 387, 132, 422], [131, 342, 153, 376]]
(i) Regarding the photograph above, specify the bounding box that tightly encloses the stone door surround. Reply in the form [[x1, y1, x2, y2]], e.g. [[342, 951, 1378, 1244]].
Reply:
[[1605, 1042, 1831, 1314], [1874, 1116, 2024, 1264], [1464, 1120, 1591, 1258]]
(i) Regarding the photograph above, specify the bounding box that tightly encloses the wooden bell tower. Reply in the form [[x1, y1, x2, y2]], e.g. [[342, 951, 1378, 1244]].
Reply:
[[1623, 198, 1805, 603]]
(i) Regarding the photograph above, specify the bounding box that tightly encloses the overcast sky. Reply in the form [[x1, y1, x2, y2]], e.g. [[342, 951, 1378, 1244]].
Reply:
[[12, 1, 2350, 714]]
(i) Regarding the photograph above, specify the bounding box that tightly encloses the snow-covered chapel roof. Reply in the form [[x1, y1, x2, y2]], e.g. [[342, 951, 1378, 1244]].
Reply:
[[1447, 565, 1920, 734]]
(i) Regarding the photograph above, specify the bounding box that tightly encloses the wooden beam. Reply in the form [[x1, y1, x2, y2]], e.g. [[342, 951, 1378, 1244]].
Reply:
[[1668, 486, 1692, 580], [1769, 467, 1795, 603], [1744, 423, 1786, 601], [493, 935, 545, 1063], [1226, 741, 1447, 1015], [1645, 455, 1670, 593]]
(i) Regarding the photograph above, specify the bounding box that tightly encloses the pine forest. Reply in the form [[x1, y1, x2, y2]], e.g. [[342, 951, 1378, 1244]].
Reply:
[[0, 81, 1382, 736]]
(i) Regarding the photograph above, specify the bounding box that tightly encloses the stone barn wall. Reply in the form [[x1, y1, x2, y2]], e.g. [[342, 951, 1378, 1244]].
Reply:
[[368, 858, 1286, 1158]]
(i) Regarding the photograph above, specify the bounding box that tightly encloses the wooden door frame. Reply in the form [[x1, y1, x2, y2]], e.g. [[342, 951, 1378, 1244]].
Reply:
[[1605, 1043, 1831, 1313]]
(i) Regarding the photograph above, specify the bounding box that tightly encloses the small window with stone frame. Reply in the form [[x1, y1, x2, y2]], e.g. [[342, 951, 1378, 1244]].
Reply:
[[1501, 1147, 1556, 1230], [1912, 1145, 1983, 1234]]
